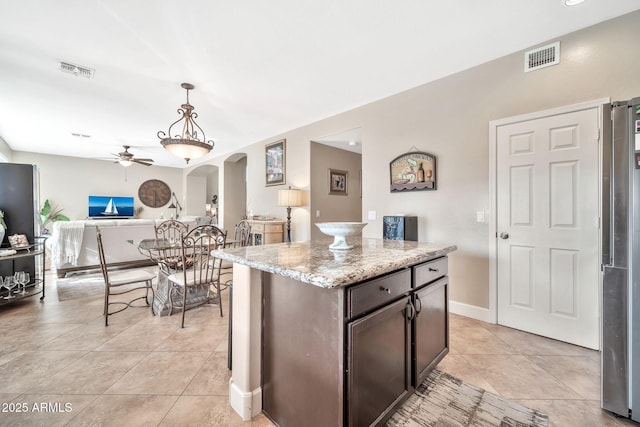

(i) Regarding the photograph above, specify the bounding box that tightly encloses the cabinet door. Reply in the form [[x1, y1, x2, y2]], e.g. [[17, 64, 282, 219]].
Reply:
[[348, 296, 411, 427], [413, 277, 448, 386]]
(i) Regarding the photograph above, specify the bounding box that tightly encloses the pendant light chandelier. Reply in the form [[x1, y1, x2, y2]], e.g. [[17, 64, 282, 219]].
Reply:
[[157, 83, 214, 164]]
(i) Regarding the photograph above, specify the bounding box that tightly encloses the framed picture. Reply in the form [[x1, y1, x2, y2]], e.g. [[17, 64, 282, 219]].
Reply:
[[265, 139, 286, 186], [328, 169, 348, 195], [389, 151, 437, 192], [8, 234, 29, 248]]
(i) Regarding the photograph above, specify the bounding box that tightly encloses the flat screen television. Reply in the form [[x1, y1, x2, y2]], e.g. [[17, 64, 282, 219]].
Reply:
[[88, 195, 135, 218]]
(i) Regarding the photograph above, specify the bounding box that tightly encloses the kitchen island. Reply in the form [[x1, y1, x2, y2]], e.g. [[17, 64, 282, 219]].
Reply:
[[213, 237, 456, 427]]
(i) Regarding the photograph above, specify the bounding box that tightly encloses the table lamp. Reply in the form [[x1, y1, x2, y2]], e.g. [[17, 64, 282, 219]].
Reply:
[[278, 186, 303, 242]]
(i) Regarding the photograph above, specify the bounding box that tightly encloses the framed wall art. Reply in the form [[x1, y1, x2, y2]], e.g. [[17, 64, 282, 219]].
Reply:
[[328, 169, 348, 195], [389, 151, 436, 192], [265, 139, 286, 186]]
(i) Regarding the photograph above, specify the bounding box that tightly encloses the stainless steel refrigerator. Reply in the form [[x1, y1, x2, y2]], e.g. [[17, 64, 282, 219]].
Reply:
[[601, 97, 640, 422]]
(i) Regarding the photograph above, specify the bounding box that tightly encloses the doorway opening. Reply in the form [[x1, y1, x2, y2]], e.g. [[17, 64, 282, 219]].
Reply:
[[310, 128, 362, 240]]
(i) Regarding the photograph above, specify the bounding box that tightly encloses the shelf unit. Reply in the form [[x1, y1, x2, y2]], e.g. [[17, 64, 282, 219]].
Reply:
[[0, 236, 46, 304]]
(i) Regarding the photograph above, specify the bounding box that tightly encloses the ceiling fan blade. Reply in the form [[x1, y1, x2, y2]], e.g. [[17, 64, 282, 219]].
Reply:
[[133, 158, 154, 162], [133, 159, 153, 166]]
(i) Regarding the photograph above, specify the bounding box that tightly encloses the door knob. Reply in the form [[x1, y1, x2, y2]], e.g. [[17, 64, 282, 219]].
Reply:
[[499, 232, 509, 239]]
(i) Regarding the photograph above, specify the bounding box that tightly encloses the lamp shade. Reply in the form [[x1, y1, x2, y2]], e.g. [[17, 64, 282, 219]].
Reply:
[[278, 188, 302, 207], [161, 139, 211, 162]]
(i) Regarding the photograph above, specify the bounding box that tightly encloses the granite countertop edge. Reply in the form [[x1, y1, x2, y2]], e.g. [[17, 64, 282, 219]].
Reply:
[[214, 242, 457, 289]]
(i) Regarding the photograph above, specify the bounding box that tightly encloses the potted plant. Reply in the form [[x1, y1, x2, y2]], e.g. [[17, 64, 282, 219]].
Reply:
[[39, 199, 70, 235]]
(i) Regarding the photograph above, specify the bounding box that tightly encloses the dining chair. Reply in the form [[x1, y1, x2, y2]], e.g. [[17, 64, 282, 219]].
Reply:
[[234, 220, 252, 247], [154, 219, 189, 264], [162, 224, 227, 328], [96, 226, 156, 326]]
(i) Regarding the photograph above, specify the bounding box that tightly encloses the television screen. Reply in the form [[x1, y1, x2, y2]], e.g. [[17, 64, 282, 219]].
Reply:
[[88, 195, 135, 218]]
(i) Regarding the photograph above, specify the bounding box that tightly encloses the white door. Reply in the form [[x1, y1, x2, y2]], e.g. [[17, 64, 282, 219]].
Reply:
[[496, 107, 600, 349]]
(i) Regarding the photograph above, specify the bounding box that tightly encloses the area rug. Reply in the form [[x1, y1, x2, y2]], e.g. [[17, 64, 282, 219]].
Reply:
[[55, 268, 156, 301], [387, 369, 548, 427]]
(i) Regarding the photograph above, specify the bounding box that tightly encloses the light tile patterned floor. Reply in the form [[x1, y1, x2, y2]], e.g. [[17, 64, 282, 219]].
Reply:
[[0, 271, 635, 426]]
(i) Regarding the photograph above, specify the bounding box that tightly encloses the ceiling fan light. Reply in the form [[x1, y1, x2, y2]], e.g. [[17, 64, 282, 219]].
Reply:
[[564, 0, 584, 5], [118, 159, 133, 167], [157, 83, 214, 164]]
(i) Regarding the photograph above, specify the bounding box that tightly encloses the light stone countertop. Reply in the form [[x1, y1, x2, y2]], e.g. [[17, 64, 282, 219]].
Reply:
[[212, 237, 457, 288]]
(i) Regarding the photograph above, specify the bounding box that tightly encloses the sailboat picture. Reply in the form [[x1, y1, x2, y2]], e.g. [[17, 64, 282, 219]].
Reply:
[[101, 198, 119, 215], [88, 195, 135, 218]]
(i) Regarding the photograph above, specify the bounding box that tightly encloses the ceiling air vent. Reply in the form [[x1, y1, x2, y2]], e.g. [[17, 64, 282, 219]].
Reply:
[[524, 42, 560, 72], [59, 61, 95, 78]]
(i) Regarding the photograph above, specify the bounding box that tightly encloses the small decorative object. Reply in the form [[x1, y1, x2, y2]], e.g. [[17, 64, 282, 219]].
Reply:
[[383, 216, 418, 241], [138, 179, 172, 208], [8, 234, 29, 249], [315, 222, 368, 250], [390, 151, 436, 192], [328, 169, 348, 195], [266, 139, 286, 186]]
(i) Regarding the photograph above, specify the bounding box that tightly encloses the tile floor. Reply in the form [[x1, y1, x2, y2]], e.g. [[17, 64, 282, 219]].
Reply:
[[0, 271, 635, 426]]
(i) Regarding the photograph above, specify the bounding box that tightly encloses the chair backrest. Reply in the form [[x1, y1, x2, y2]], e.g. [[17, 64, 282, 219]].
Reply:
[[234, 220, 252, 247], [179, 224, 227, 285], [154, 219, 189, 262], [95, 226, 110, 283]]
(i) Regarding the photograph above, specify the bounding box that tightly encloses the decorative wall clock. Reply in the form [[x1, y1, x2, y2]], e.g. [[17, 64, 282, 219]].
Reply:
[[138, 179, 171, 208]]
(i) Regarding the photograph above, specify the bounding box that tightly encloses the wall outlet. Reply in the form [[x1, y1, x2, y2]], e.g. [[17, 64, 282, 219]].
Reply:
[[316, 210, 320, 217], [368, 210, 377, 220]]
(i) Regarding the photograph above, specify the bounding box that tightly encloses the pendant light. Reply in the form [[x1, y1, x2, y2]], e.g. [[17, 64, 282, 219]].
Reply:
[[157, 83, 214, 164]]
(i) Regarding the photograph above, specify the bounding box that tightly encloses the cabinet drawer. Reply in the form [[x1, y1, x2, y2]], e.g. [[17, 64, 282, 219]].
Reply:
[[265, 223, 283, 232], [348, 269, 411, 318], [413, 257, 447, 288], [251, 224, 265, 233]]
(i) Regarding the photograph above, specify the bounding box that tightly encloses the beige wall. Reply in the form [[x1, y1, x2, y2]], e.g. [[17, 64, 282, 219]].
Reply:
[[223, 155, 247, 229], [12, 151, 184, 221], [309, 142, 362, 240], [202, 11, 640, 311]]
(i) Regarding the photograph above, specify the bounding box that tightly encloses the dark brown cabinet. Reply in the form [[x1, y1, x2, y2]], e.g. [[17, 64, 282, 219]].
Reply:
[[413, 277, 448, 385], [261, 255, 449, 427], [348, 296, 412, 427]]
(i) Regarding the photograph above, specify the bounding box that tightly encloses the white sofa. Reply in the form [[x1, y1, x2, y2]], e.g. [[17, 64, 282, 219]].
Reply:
[[50, 218, 198, 278]]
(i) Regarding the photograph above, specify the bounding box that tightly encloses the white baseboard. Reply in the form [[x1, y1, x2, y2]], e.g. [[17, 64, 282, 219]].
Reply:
[[229, 379, 262, 421], [450, 300, 494, 323]]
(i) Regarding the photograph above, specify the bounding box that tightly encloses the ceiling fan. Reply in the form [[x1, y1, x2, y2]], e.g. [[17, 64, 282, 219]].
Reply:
[[108, 145, 154, 167]]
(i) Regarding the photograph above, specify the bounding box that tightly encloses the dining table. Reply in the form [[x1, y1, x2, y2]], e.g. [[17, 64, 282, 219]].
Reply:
[[128, 237, 235, 316]]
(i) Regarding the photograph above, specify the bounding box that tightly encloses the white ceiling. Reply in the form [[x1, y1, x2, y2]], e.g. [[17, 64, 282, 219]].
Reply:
[[0, 1, 638, 168]]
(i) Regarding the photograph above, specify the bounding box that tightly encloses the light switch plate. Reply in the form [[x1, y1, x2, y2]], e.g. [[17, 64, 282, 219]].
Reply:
[[476, 211, 485, 223], [368, 210, 377, 220]]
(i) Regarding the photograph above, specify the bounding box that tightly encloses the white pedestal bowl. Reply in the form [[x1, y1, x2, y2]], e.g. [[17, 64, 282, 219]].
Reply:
[[314, 222, 368, 250]]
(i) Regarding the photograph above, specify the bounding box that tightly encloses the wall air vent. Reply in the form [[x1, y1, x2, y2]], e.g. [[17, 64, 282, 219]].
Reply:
[[59, 61, 95, 78], [524, 42, 560, 72]]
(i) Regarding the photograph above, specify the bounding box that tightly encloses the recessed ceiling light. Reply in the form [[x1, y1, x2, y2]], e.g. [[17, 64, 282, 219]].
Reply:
[[564, 0, 584, 6], [348, 141, 357, 146]]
